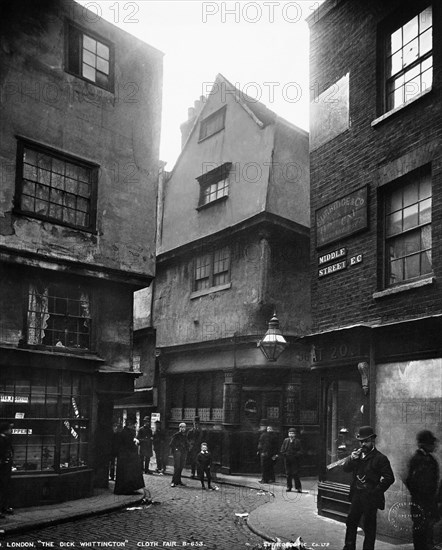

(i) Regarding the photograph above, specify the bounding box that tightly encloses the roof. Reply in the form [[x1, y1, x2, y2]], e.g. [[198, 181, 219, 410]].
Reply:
[[171, 73, 306, 174]]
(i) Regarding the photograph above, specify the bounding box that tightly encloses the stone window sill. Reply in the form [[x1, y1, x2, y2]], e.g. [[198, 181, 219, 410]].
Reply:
[[190, 282, 231, 299], [373, 276, 434, 299], [371, 87, 432, 127]]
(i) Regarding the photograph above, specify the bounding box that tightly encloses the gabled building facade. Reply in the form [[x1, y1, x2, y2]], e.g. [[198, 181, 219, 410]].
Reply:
[[154, 74, 318, 474], [308, 0, 441, 541], [0, 0, 162, 506]]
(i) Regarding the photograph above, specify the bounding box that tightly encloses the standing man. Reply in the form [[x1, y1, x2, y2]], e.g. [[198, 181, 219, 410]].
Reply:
[[187, 416, 204, 479], [280, 427, 302, 493], [137, 416, 153, 475], [405, 430, 440, 550], [0, 422, 13, 518], [342, 426, 395, 550], [152, 420, 166, 474], [257, 424, 279, 484], [170, 422, 189, 487]]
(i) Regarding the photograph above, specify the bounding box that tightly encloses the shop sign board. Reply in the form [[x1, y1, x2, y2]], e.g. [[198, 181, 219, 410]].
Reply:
[[316, 186, 368, 248]]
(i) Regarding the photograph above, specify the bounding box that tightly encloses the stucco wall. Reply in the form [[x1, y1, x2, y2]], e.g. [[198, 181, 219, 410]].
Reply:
[[158, 86, 274, 254], [0, 0, 162, 277]]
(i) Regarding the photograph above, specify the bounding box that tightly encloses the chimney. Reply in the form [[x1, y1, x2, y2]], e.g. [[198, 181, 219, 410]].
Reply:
[[179, 96, 206, 149]]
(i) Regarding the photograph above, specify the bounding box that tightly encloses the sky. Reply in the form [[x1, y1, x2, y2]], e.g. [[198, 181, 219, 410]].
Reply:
[[75, 0, 323, 168]]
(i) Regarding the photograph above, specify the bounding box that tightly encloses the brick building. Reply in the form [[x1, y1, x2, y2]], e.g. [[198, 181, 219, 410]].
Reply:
[[307, 0, 441, 541], [154, 74, 318, 475], [0, 0, 162, 506]]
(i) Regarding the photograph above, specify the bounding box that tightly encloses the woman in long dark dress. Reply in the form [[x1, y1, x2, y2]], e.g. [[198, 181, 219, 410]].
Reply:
[[114, 417, 145, 495]]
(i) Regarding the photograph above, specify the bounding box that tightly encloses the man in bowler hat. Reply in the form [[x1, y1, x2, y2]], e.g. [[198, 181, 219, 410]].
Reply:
[[187, 416, 204, 479], [405, 430, 440, 550], [342, 426, 395, 550]]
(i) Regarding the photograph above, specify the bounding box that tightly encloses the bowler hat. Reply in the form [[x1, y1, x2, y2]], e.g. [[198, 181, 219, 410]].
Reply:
[[143, 416, 150, 421], [288, 427, 297, 433], [356, 426, 377, 440], [417, 429, 438, 445], [194, 416, 200, 422]]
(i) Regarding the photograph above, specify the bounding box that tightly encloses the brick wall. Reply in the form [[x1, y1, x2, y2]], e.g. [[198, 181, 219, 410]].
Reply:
[[310, 0, 442, 331]]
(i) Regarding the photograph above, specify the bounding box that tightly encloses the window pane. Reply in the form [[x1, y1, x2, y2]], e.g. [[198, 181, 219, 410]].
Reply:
[[403, 204, 418, 233], [391, 28, 402, 53], [419, 198, 431, 225], [96, 57, 109, 75], [391, 51, 403, 74], [389, 258, 403, 284], [82, 63, 96, 82], [419, 7, 432, 32], [420, 29, 432, 56], [404, 253, 420, 280], [421, 249, 432, 275], [83, 49, 96, 68], [97, 41, 109, 60], [403, 38, 419, 67], [386, 211, 402, 236], [403, 183, 418, 207], [83, 35, 96, 53], [403, 16, 418, 44], [421, 67, 432, 90]]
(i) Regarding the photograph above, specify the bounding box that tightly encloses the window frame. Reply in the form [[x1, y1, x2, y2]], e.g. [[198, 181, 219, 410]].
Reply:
[[382, 165, 432, 288], [14, 138, 99, 233], [198, 106, 227, 142], [65, 20, 114, 93], [0, 367, 91, 474], [193, 246, 231, 292], [23, 277, 94, 354], [196, 162, 232, 209], [380, 2, 432, 114]]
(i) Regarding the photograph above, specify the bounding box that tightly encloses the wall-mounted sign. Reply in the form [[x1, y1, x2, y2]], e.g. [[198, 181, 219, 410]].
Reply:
[[318, 260, 346, 278], [12, 429, 32, 435], [316, 186, 368, 248], [318, 247, 346, 265], [15, 412, 25, 419], [349, 254, 363, 266], [0, 395, 29, 404]]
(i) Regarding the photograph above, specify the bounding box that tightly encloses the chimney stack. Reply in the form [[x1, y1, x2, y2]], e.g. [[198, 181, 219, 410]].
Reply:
[[180, 96, 206, 149]]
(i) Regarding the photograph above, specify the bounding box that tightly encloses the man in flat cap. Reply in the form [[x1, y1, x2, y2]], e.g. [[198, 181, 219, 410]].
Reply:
[[342, 426, 395, 550], [405, 430, 440, 550], [170, 422, 189, 487]]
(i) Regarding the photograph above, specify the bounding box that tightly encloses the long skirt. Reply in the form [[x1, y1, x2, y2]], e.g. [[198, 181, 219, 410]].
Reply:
[[114, 451, 145, 495]]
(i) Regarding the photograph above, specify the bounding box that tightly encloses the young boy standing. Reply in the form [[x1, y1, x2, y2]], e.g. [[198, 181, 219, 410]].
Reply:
[[196, 442, 214, 490]]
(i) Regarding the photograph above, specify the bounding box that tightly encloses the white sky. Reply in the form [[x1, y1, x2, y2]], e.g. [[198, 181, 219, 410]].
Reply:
[[75, 1, 323, 168]]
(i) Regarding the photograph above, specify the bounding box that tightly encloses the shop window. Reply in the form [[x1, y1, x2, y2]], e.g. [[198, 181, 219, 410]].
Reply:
[[384, 167, 432, 287], [326, 379, 364, 484], [199, 106, 226, 141], [194, 246, 230, 291], [0, 368, 91, 472], [15, 140, 98, 231], [384, 5, 432, 111], [66, 22, 113, 91], [26, 281, 91, 351]]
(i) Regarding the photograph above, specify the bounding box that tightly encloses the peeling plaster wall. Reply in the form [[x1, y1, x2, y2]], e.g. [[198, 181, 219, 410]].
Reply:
[[0, 0, 162, 276], [0, 263, 134, 370], [155, 233, 265, 348]]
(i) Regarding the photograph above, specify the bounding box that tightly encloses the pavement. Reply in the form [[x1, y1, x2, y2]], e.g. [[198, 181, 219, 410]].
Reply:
[[0, 469, 421, 549]]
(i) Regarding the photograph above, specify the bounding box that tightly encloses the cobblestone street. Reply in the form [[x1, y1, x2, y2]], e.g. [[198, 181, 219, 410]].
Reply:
[[0, 474, 271, 550]]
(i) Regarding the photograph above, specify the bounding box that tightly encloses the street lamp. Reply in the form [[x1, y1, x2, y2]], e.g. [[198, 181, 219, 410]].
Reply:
[[257, 312, 288, 362]]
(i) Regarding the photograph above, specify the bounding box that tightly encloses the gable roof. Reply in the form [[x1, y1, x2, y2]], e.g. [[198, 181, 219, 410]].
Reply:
[[170, 73, 305, 173]]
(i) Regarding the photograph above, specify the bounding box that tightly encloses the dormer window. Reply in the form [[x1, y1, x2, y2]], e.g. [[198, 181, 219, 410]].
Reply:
[[199, 106, 226, 141], [197, 162, 232, 209]]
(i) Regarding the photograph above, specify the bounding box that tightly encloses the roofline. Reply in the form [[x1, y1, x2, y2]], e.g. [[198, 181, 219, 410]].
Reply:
[[71, 0, 164, 57], [305, 0, 345, 27]]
